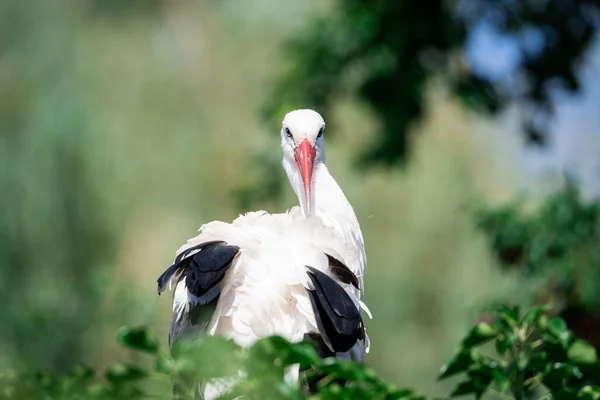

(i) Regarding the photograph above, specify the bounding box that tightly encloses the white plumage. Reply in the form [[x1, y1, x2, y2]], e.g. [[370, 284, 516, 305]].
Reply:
[[168, 209, 368, 348], [157, 109, 370, 397]]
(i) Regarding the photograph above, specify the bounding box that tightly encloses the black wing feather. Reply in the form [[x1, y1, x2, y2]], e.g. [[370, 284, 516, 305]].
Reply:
[[175, 240, 225, 264], [156, 240, 230, 295], [161, 240, 239, 400], [325, 253, 360, 289], [305, 266, 364, 353], [162, 241, 239, 345], [184, 244, 239, 297]]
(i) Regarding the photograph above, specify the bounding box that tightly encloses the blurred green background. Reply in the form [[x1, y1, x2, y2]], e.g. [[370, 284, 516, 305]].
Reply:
[[1, 0, 599, 397]]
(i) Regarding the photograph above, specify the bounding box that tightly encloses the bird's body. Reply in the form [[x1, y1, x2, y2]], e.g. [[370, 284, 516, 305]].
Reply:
[[157, 109, 369, 398], [164, 208, 367, 354]]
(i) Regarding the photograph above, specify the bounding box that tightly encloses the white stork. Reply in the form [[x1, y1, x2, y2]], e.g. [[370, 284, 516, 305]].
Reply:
[[280, 110, 367, 297], [157, 109, 370, 397]]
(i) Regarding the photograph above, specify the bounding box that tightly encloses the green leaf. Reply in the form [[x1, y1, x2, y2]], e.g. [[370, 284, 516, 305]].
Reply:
[[171, 335, 242, 380], [542, 362, 583, 389], [547, 317, 572, 348], [494, 332, 516, 356], [491, 366, 509, 393], [464, 365, 495, 399], [450, 378, 489, 399], [521, 304, 552, 325], [494, 305, 520, 327], [116, 326, 158, 354], [319, 359, 367, 381], [438, 350, 477, 380], [461, 323, 497, 349], [105, 363, 147, 383], [528, 350, 551, 372], [578, 385, 600, 400], [255, 336, 319, 368], [568, 340, 598, 364]]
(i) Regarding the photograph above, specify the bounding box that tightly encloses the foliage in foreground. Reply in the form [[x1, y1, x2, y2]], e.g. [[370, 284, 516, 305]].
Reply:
[[0, 305, 599, 399], [439, 305, 600, 399]]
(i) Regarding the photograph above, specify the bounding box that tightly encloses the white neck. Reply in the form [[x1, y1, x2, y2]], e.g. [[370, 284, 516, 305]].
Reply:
[[312, 164, 360, 233], [282, 158, 367, 277]]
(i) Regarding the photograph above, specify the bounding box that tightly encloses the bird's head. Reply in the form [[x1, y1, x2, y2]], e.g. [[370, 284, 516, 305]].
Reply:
[[281, 109, 326, 215]]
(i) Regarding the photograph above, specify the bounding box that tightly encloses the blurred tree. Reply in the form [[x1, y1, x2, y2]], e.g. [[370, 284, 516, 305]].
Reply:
[[0, 0, 125, 370], [475, 183, 600, 351], [264, 0, 599, 166]]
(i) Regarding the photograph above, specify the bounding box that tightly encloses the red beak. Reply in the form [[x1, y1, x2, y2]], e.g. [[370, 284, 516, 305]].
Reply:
[[294, 139, 316, 213]]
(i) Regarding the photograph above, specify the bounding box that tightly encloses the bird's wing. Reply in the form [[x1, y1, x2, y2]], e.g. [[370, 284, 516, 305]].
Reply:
[[157, 238, 240, 347], [157, 210, 370, 355]]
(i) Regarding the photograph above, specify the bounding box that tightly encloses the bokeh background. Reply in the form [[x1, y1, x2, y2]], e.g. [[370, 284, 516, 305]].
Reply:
[[1, 0, 599, 397]]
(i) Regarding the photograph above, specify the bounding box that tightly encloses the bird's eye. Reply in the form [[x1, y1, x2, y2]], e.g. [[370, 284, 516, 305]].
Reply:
[[285, 128, 293, 138], [317, 127, 324, 138]]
